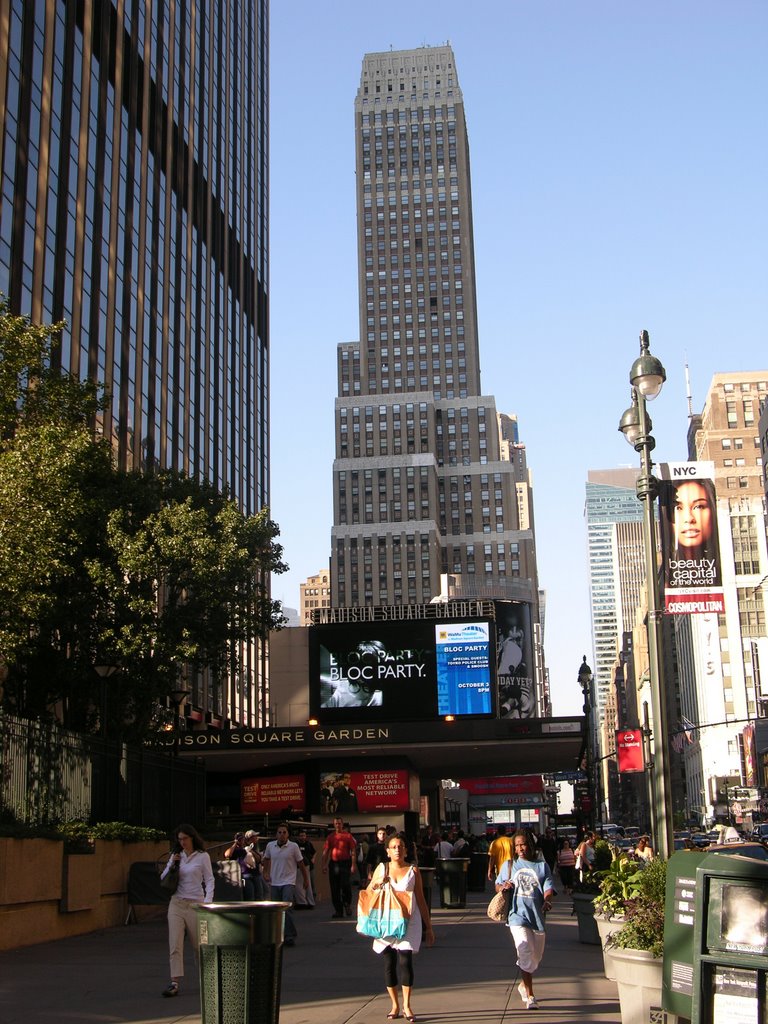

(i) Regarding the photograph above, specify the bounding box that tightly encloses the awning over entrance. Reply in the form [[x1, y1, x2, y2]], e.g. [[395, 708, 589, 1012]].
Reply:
[[169, 716, 584, 782]]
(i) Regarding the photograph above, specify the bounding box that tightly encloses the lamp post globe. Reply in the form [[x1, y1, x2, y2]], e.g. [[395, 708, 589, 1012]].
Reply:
[[577, 656, 593, 712], [630, 329, 666, 400]]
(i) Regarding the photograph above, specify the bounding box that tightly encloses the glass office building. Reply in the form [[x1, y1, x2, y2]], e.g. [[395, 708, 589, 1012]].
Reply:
[[585, 469, 645, 717], [0, 1, 270, 725]]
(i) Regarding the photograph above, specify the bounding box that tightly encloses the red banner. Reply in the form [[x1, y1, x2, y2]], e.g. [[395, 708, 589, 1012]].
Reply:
[[616, 729, 644, 773], [458, 776, 543, 796], [320, 770, 411, 813], [241, 774, 306, 814]]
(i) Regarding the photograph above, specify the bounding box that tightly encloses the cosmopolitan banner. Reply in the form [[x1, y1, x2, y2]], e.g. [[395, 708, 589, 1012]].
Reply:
[[658, 462, 724, 615]]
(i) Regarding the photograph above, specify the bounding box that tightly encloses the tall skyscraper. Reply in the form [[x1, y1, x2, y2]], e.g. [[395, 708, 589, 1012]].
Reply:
[[330, 47, 540, 648], [0, 2, 270, 725], [676, 371, 768, 824], [585, 468, 645, 716]]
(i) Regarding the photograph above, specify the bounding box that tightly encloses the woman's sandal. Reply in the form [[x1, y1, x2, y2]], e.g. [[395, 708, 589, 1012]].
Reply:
[[387, 1013, 400, 1020]]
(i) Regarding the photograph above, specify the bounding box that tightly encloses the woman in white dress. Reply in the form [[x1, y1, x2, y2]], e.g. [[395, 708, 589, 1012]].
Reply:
[[369, 832, 434, 1022]]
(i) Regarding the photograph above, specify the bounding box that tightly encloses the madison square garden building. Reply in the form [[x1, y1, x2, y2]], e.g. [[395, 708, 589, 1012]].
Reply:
[[329, 45, 545, 716]]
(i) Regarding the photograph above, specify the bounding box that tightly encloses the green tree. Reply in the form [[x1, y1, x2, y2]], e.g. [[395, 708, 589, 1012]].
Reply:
[[90, 470, 287, 738], [0, 302, 287, 740], [0, 301, 112, 724]]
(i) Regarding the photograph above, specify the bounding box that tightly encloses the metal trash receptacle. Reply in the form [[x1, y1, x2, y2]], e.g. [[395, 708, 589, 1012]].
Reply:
[[437, 858, 468, 908], [195, 901, 290, 1024], [419, 866, 435, 910], [467, 852, 487, 892]]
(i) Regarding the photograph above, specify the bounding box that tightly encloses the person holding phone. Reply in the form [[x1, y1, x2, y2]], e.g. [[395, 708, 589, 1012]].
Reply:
[[159, 823, 214, 998]]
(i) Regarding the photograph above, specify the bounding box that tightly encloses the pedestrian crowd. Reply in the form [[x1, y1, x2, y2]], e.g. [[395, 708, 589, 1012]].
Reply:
[[158, 819, 619, 1015]]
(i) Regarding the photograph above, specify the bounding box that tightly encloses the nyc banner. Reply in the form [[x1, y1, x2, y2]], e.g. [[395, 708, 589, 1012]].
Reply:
[[658, 462, 724, 615]]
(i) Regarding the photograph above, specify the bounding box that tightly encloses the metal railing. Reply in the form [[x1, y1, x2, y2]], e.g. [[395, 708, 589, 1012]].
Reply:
[[0, 713, 205, 828]]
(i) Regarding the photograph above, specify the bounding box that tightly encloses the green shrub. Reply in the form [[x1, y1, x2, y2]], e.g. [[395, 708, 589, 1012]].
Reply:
[[593, 839, 612, 871], [609, 858, 667, 957], [594, 854, 644, 918], [0, 820, 165, 842], [58, 821, 166, 842]]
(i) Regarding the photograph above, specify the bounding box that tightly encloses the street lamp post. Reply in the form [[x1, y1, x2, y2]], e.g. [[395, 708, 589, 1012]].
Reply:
[[169, 685, 190, 757], [94, 663, 120, 739], [578, 656, 595, 832], [618, 330, 675, 861]]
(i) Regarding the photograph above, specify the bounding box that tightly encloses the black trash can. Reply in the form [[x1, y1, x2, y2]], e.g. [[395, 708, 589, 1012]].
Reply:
[[419, 866, 435, 911], [467, 852, 488, 892], [437, 858, 468, 909], [195, 901, 290, 1024]]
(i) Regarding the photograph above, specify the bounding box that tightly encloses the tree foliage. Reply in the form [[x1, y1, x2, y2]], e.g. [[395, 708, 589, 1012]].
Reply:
[[0, 302, 287, 740]]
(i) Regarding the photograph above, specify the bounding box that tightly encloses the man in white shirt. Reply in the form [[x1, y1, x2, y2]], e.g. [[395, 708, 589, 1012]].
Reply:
[[262, 822, 310, 946], [434, 832, 454, 858]]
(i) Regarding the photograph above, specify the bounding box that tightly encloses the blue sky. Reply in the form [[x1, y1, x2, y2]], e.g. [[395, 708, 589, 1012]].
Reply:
[[267, 2, 768, 717]]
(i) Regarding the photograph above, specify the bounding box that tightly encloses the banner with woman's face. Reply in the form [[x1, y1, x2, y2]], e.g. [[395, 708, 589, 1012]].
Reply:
[[495, 601, 535, 718], [658, 462, 724, 614]]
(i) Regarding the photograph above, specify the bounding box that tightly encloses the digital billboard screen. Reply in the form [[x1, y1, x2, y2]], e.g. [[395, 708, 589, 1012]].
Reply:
[[309, 618, 495, 722]]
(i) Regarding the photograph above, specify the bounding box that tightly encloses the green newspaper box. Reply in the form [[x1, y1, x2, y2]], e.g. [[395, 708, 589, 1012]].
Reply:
[[663, 849, 710, 1020], [690, 853, 768, 1023]]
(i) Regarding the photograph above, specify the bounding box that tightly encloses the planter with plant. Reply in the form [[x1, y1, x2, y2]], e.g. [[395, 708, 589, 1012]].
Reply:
[[570, 838, 612, 945], [593, 853, 645, 978], [606, 858, 667, 1024]]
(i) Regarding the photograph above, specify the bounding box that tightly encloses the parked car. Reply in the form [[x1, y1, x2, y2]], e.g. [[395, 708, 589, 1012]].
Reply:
[[691, 833, 712, 849], [599, 823, 625, 838], [752, 823, 768, 841]]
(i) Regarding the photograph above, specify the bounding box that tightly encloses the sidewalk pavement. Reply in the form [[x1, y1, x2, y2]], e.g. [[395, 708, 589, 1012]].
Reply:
[[1, 890, 620, 1024]]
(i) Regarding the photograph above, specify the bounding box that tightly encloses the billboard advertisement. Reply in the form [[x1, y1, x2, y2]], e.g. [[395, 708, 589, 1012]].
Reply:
[[658, 462, 724, 615], [241, 774, 306, 815], [495, 601, 536, 718], [458, 776, 544, 796], [309, 618, 495, 722], [319, 769, 411, 814], [435, 621, 492, 715]]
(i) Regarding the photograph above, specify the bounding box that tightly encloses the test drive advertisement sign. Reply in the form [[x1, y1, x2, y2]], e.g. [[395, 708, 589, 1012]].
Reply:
[[616, 730, 644, 773], [241, 774, 306, 814], [320, 769, 410, 812]]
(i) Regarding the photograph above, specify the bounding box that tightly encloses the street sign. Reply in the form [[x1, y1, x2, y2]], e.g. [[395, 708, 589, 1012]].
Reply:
[[553, 770, 588, 783]]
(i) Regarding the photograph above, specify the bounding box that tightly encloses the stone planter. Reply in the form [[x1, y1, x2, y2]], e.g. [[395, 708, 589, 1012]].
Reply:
[[595, 914, 625, 980], [0, 837, 169, 950], [571, 892, 600, 945], [610, 945, 663, 1024]]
